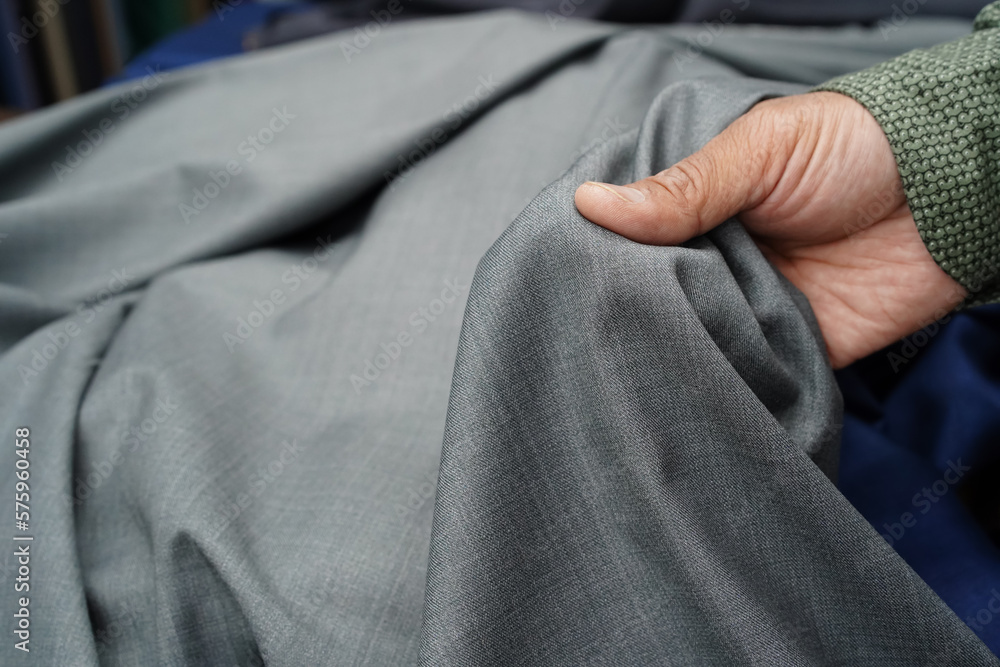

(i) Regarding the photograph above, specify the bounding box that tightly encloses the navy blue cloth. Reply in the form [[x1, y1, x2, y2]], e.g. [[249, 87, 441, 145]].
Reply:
[[838, 304, 1000, 655], [109, 2, 309, 85]]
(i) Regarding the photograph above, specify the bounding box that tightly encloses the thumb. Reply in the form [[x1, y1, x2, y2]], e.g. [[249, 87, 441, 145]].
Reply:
[[574, 113, 782, 245]]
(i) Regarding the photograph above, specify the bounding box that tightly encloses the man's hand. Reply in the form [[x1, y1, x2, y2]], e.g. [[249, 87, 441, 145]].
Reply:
[[574, 92, 967, 369]]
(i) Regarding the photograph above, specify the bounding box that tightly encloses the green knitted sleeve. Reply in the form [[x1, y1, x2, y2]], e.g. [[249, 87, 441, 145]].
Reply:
[[815, 2, 1000, 306]]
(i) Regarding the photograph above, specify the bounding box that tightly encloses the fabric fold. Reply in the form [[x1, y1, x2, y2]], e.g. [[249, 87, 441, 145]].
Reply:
[[420, 80, 996, 666]]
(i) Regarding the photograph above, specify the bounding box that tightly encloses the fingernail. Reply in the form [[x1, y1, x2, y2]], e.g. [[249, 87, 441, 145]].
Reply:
[[584, 181, 645, 203]]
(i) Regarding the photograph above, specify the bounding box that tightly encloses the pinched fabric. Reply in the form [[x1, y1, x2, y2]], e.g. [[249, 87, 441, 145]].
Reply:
[[817, 1, 1000, 306]]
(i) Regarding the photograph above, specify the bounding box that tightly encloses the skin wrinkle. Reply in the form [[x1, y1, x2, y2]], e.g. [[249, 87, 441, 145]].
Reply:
[[762, 249, 883, 365], [765, 237, 945, 366], [651, 159, 713, 238], [575, 91, 969, 368]]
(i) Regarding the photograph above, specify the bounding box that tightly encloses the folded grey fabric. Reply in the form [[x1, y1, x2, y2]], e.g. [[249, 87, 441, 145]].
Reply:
[[0, 10, 992, 666], [420, 79, 993, 665]]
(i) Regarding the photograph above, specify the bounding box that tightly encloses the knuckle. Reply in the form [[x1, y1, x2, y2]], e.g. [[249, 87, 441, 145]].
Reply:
[[649, 160, 710, 232]]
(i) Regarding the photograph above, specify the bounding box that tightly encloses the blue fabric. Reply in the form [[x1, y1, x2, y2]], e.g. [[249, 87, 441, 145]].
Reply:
[[110, 2, 310, 84], [838, 304, 1000, 655]]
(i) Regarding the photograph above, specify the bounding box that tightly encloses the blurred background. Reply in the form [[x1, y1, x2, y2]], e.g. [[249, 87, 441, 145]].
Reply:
[[1, 0, 991, 123], [0, 0, 307, 119]]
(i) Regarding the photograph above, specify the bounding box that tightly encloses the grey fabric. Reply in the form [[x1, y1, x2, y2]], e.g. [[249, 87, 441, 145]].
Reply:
[[420, 79, 994, 665], [0, 10, 991, 666]]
